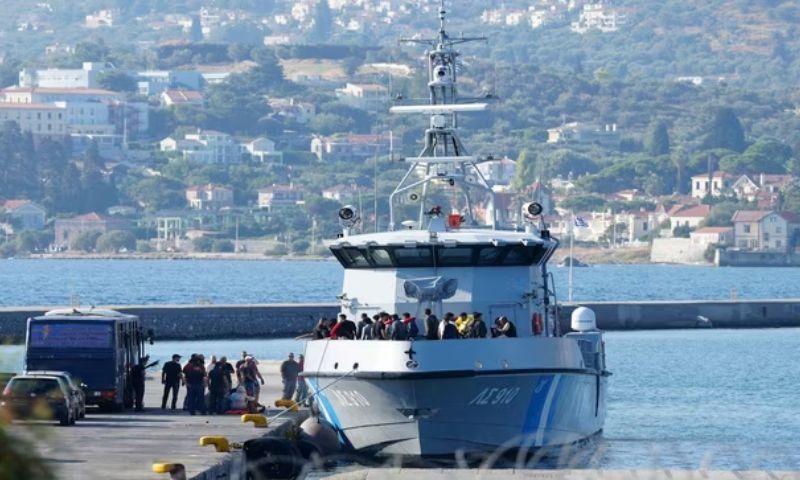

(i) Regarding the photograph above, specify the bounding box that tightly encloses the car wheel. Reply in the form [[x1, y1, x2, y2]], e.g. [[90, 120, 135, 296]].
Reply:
[[59, 412, 71, 426]]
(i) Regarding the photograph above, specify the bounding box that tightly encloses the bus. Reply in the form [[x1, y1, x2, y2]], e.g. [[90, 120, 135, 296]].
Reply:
[[25, 308, 153, 411]]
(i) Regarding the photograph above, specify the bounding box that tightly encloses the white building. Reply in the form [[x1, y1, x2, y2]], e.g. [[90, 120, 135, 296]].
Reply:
[[690, 171, 735, 199], [19, 62, 112, 89], [160, 130, 242, 164], [476, 157, 516, 186], [547, 122, 619, 146], [258, 185, 305, 211], [690, 227, 734, 247], [571, 3, 626, 33], [243, 137, 283, 164], [311, 134, 390, 162], [85, 10, 115, 28], [0, 103, 67, 137], [185, 184, 234, 210], [160, 90, 204, 107], [732, 210, 800, 252], [335, 83, 388, 110]]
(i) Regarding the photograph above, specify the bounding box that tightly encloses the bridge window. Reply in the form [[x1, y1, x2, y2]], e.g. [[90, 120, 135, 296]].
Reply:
[[332, 243, 547, 269]]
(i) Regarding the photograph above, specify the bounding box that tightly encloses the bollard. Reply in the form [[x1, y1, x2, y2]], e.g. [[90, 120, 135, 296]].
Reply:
[[199, 436, 231, 453], [274, 399, 299, 412], [152, 463, 186, 480], [241, 413, 268, 428]]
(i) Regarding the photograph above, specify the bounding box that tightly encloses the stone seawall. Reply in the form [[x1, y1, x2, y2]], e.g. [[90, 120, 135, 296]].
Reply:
[[2, 300, 799, 343], [0, 304, 339, 343]]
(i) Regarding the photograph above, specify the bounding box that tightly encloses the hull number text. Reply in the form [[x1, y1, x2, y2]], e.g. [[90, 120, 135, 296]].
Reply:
[[468, 387, 520, 406]]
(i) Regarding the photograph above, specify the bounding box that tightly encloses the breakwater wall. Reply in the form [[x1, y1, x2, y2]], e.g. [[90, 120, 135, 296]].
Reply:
[[1, 299, 799, 342]]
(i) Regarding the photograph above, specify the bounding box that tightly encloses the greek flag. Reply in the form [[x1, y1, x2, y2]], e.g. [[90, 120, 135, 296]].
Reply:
[[574, 216, 589, 228]]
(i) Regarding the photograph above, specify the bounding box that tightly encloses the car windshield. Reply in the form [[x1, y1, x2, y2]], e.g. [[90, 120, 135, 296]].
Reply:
[[7, 378, 62, 396]]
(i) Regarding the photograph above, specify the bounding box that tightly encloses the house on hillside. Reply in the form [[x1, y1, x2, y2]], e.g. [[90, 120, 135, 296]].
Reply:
[[731, 210, 800, 252], [321, 184, 369, 204], [690, 171, 735, 199], [267, 98, 315, 124], [546, 122, 619, 147], [185, 184, 233, 211], [1, 200, 46, 231], [54, 212, 131, 250], [160, 89, 204, 107], [310, 134, 390, 162], [258, 185, 305, 211], [160, 130, 241, 163], [476, 157, 516, 186], [668, 204, 711, 229], [243, 137, 283, 164], [731, 173, 793, 202], [335, 83, 388, 110]]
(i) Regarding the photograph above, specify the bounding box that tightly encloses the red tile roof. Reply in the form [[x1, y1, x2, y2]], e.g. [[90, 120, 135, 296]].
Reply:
[[2, 199, 34, 210], [731, 210, 772, 222], [163, 89, 203, 103], [670, 204, 711, 218]]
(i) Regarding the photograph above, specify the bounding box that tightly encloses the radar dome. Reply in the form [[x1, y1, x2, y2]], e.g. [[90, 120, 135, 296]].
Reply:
[[571, 306, 597, 332]]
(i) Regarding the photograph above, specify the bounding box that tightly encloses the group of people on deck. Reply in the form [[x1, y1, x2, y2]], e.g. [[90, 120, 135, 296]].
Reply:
[[311, 310, 517, 341]]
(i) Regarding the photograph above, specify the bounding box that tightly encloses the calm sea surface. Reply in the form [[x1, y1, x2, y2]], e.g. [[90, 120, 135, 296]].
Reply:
[[1, 329, 798, 470], [1, 260, 798, 470], [1, 259, 800, 306]]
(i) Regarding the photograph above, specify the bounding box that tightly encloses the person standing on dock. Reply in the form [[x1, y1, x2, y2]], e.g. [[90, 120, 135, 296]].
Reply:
[[207, 360, 226, 414], [280, 353, 301, 400], [131, 355, 157, 411], [294, 354, 309, 406], [161, 354, 184, 410], [184, 355, 207, 415]]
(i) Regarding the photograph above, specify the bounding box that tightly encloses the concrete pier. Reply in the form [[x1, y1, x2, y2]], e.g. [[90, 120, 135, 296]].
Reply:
[[1, 299, 800, 343], [6, 361, 298, 480]]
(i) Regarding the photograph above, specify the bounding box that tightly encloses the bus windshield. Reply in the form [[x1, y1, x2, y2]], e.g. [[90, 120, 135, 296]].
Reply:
[[29, 322, 113, 349]]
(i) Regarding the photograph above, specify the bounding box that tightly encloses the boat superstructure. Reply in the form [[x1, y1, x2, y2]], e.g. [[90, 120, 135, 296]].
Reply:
[[303, 1, 609, 458]]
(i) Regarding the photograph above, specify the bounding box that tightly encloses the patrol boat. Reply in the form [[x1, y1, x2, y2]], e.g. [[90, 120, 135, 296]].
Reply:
[[303, 2, 609, 458]]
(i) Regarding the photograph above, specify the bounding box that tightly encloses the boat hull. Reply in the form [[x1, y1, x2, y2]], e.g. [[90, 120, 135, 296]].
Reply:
[[305, 370, 607, 457]]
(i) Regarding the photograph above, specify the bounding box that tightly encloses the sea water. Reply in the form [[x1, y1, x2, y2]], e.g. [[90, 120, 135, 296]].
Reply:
[[1, 259, 800, 306]]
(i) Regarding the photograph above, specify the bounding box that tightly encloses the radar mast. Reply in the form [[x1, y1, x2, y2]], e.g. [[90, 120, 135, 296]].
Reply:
[[389, 1, 496, 231]]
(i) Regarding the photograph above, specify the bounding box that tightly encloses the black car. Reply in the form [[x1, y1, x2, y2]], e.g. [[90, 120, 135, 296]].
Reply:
[[25, 370, 87, 419], [0, 375, 78, 426]]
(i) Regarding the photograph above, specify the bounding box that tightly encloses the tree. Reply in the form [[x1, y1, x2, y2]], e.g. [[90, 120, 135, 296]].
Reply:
[[512, 149, 540, 191], [98, 71, 138, 93], [646, 121, 670, 156], [212, 239, 235, 252], [96, 230, 136, 252], [80, 141, 118, 213], [129, 177, 186, 211], [73, 40, 111, 63], [703, 201, 739, 227], [189, 15, 203, 42], [193, 237, 213, 252], [70, 230, 102, 252], [559, 195, 606, 212], [291, 239, 310, 254], [308, 0, 333, 43], [309, 113, 355, 135], [704, 107, 746, 153]]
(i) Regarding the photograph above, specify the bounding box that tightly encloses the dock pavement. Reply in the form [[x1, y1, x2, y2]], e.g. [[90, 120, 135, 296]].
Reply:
[[8, 361, 294, 480]]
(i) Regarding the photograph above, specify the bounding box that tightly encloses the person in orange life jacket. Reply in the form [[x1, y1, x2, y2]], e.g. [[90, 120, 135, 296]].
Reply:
[[402, 312, 419, 338]]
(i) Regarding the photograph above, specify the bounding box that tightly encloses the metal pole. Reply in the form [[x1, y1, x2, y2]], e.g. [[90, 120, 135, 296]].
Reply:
[[568, 212, 574, 302]]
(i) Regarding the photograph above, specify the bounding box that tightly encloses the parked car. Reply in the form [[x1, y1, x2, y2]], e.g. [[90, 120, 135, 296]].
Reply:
[[25, 370, 86, 418], [0, 375, 78, 426]]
